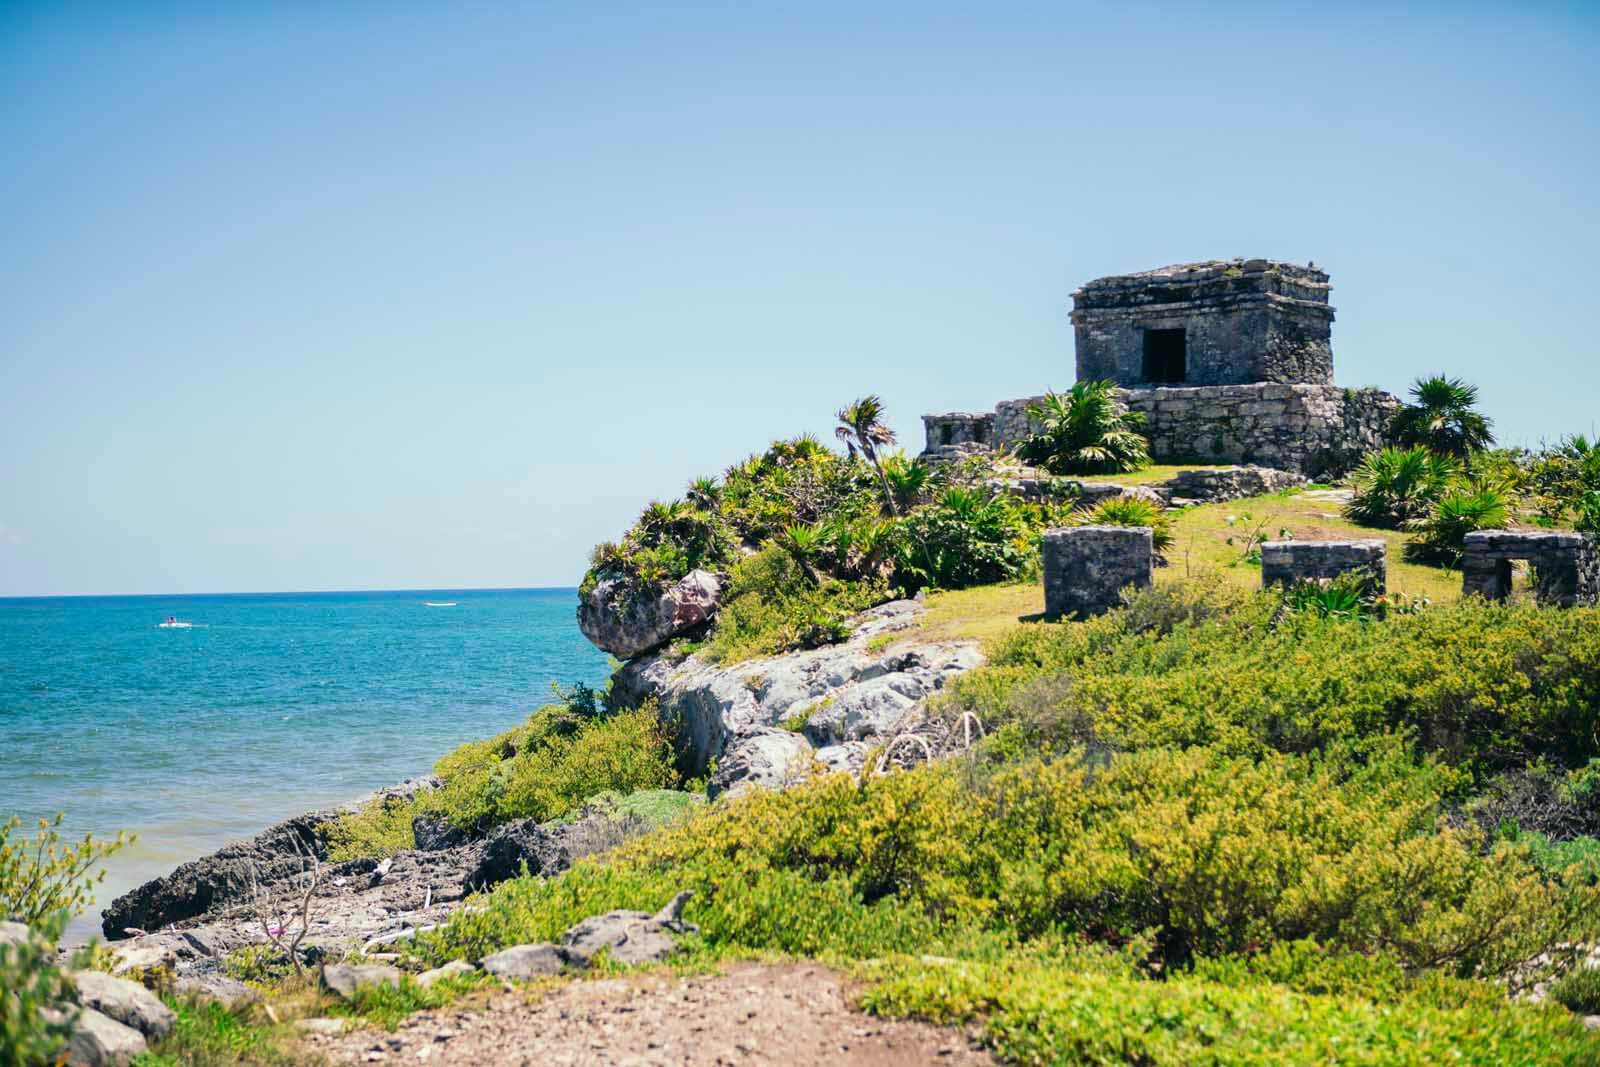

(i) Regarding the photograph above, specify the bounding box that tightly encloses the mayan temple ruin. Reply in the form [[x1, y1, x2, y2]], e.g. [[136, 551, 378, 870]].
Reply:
[[922, 258, 1401, 477]]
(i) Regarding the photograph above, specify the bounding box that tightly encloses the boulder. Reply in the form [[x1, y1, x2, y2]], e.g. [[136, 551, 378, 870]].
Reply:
[[412, 814, 468, 852], [467, 819, 571, 888], [415, 959, 476, 988], [560, 890, 698, 967], [172, 969, 259, 1008], [708, 730, 813, 797], [577, 569, 722, 659], [320, 963, 402, 1000], [105, 937, 179, 975], [480, 943, 575, 979], [102, 776, 438, 939], [614, 598, 984, 795], [71, 970, 177, 1041], [0, 919, 35, 949], [66, 1008, 147, 1067]]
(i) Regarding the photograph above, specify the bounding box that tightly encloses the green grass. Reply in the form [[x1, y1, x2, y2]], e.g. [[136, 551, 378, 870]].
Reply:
[[1164, 489, 1462, 602], [1088, 462, 1236, 486]]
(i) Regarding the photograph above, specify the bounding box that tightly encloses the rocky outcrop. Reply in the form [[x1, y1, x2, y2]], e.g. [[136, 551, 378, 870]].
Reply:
[[577, 569, 722, 659], [614, 599, 983, 796], [101, 776, 439, 939]]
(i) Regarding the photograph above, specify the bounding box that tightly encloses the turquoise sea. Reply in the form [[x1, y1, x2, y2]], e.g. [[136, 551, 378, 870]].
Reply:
[[0, 588, 608, 939]]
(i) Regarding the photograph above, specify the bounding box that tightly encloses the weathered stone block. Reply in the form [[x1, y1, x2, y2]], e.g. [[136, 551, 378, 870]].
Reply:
[[1041, 526, 1153, 619], [1461, 531, 1599, 608], [1260, 539, 1387, 596], [1163, 466, 1305, 504]]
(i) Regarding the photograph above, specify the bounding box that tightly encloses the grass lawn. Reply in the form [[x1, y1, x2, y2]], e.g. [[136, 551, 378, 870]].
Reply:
[[890, 487, 1462, 650], [1086, 463, 1237, 486]]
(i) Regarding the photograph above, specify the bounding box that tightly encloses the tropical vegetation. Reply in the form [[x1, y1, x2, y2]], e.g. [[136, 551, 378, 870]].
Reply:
[[1015, 380, 1152, 475]]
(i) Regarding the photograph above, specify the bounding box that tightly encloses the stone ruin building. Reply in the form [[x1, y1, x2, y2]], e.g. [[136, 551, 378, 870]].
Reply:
[[922, 258, 1400, 477]]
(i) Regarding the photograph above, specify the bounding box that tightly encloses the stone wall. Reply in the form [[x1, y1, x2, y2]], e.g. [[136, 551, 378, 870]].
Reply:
[[1041, 526, 1152, 618], [1165, 465, 1305, 504], [1071, 260, 1334, 387], [1461, 531, 1599, 608], [1260, 539, 1387, 596], [939, 384, 1398, 478]]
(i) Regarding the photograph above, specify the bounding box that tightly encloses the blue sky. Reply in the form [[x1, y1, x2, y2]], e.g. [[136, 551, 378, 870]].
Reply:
[[2, 2, 1596, 596]]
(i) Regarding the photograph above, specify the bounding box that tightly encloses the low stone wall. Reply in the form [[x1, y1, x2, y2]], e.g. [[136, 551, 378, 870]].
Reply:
[[1461, 531, 1599, 608], [932, 384, 1397, 479], [1260, 539, 1387, 596], [1041, 525, 1152, 618], [1166, 465, 1305, 503]]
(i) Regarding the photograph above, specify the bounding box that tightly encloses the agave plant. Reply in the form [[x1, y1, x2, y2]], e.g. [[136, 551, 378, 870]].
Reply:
[[1345, 447, 1459, 528], [835, 395, 900, 516], [1404, 483, 1510, 566], [1080, 497, 1175, 554], [1017, 382, 1150, 475], [1390, 375, 1496, 459]]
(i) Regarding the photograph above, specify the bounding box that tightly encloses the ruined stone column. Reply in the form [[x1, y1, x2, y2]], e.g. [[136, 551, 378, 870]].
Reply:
[[1259, 539, 1387, 597], [1041, 526, 1153, 619]]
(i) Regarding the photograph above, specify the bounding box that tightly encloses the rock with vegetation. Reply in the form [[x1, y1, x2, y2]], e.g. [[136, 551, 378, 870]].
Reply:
[[69, 969, 176, 1041], [577, 568, 722, 659], [614, 598, 983, 794], [480, 942, 575, 978]]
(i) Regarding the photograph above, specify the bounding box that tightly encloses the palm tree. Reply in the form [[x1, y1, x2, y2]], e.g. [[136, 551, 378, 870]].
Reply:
[[1390, 376, 1495, 459], [835, 395, 900, 516], [1016, 382, 1150, 475]]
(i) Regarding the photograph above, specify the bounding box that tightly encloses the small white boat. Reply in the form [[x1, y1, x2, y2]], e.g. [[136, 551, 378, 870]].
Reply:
[[158, 616, 194, 629], [423, 601, 457, 608]]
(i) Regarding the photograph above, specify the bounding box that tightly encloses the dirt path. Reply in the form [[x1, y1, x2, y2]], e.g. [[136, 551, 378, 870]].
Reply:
[[303, 962, 996, 1066]]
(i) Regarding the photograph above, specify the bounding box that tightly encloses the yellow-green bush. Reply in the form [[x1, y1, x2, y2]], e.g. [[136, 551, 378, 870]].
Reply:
[[945, 583, 1600, 776], [860, 954, 1597, 1066], [1, 814, 128, 926], [324, 702, 679, 859], [416, 741, 1589, 978]]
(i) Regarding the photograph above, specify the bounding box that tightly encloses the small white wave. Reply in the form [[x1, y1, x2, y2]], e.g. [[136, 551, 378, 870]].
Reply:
[[423, 601, 457, 608]]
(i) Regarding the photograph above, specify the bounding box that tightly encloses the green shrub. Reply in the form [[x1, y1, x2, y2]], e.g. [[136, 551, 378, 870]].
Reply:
[[1, 814, 128, 927], [134, 994, 297, 1066], [945, 582, 1600, 776], [1550, 966, 1600, 1015], [0, 912, 78, 1067], [1406, 483, 1510, 566], [893, 487, 1034, 592], [322, 794, 420, 861], [702, 547, 889, 662], [1079, 496, 1174, 554], [861, 954, 1597, 1066], [1345, 446, 1458, 528], [417, 740, 1585, 979], [1016, 381, 1150, 475]]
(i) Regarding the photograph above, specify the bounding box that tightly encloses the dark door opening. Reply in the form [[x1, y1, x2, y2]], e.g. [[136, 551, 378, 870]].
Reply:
[[1142, 328, 1187, 384]]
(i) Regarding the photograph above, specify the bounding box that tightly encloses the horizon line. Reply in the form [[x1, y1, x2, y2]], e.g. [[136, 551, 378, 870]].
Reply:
[[0, 584, 580, 602]]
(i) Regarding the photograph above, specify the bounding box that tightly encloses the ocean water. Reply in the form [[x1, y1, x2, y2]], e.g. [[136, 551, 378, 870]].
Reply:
[[0, 588, 609, 940]]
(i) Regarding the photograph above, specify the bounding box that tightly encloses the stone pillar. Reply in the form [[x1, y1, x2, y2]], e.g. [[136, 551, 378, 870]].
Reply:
[[1041, 526, 1153, 619], [1460, 531, 1600, 608], [1259, 539, 1387, 597]]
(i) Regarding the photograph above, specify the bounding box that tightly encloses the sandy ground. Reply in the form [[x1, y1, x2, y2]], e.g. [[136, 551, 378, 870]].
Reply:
[[302, 962, 996, 1067]]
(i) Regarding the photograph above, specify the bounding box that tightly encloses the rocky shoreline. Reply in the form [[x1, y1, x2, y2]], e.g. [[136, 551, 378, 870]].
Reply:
[[96, 596, 985, 992]]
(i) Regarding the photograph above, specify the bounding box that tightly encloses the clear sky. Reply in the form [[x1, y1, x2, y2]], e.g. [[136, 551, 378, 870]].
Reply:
[[2, 2, 1596, 597]]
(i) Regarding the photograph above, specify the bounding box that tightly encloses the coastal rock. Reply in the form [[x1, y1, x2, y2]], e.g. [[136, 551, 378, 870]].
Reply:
[[101, 776, 439, 939], [71, 970, 177, 1041], [416, 959, 476, 988], [577, 569, 722, 659], [412, 814, 469, 852], [321, 963, 402, 1000], [708, 730, 814, 797], [0, 919, 35, 949], [560, 891, 698, 967], [172, 969, 259, 1008], [65, 1007, 147, 1067], [481, 943, 575, 979], [614, 599, 983, 795]]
